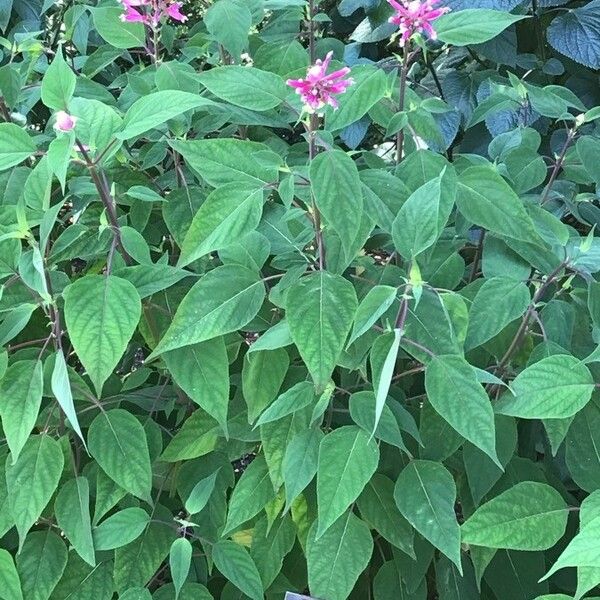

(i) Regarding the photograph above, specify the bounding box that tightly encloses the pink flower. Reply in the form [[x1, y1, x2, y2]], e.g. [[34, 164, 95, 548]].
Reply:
[[54, 111, 78, 132], [165, 1, 187, 22], [286, 52, 354, 113], [120, 5, 149, 23], [387, 0, 449, 46], [119, 0, 186, 25]]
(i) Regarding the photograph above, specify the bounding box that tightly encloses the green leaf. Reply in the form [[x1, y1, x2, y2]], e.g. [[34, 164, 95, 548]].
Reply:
[[394, 460, 462, 570], [223, 455, 276, 534], [16, 530, 67, 600], [178, 184, 264, 267], [150, 265, 265, 357], [164, 339, 230, 433], [170, 538, 192, 600], [357, 474, 414, 558], [254, 381, 315, 427], [0, 360, 43, 463], [114, 265, 191, 299], [119, 590, 152, 600], [0, 549, 22, 600], [169, 139, 280, 188], [307, 512, 373, 600], [117, 91, 216, 140], [6, 435, 64, 549], [425, 355, 499, 465], [51, 350, 85, 447], [0, 303, 36, 347], [282, 427, 323, 510], [392, 167, 456, 259], [92, 7, 145, 49], [465, 277, 531, 350], [325, 65, 387, 131], [126, 185, 165, 203], [436, 10, 527, 46], [184, 471, 220, 515], [456, 166, 539, 242], [310, 150, 363, 255], [349, 285, 398, 345], [87, 409, 152, 501], [160, 410, 219, 462], [286, 271, 357, 390], [317, 425, 380, 537], [41, 49, 76, 110], [55, 476, 95, 567], [93, 507, 150, 551], [212, 540, 263, 600], [543, 516, 600, 580], [63, 275, 141, 396], [243, 348, 290, 423], [204, 0, 251, 58], [495, 354, 595, 419], [0, 124, 36, 171], [566, 400, 600, 493], [461, 482, 568, 550], [198, 66, 287, 111]]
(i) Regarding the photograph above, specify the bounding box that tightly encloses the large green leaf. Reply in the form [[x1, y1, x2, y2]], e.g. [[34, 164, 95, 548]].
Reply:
[[169, 139, 280, 187], [223, 456, 276, 534], [93, 507, 150, 551], [392, 168, 456, 259], [204, 0, 251, 57], [310, 150, 363, 255], [117, 91, 216, 140], [16, 530, 67, 600], [92, 7, 145, 49], [177, 184, 264, 267], [566, 400, 600, 492], [254, 381, 316, 427], [0, 124, 36, 171], [461, 482, 568, 550], [0, 549, 22, 600], [465, 277, 530, 350], [6, 435, 64, 549], [212, 540, 263, 600], [425, 355, 499, 465], [0, 360, 43, 463], [55, 477, 95, 567], [198, 66, 287, 111], [349, 285, 398, 345], [87, 409, 152, 502], [63, 275, 141, 396], [149, 265, 265, 357], [169, 538, 192, 600], [394, 460, 462, 570], [316, 425, 379, 537], [456, 166, 539, 242], [163, 338, 230, 433], [495, 355, 595, 419], [436, 9, 527, 46], [307, 512, 373, 600], [286, 271, 357, 390], [41, 49, 75, 111], [325, 65, 387, 131]]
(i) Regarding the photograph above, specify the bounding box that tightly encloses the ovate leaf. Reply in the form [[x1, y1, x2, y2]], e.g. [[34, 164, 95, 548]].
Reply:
[[212, 540, 263, 600], [51, 350, 85, 446], [349, 285, 398, 345], [93, 507, 150, 551], [87, 409, 152, 502], [149, 265, 265, 357], [436, 9, 527, 45], [394, 460, 462, 570], [170, 538, 192, 600], [41, 49, 75, 110], [0, 124, 36, 171], [6, 435, 64, 549], [307, 512, 373, 600], [92, 7, 145, 49], [310, 150, 363, 255], [317, 426, 379, 537], [425, 355, 499, 465], [63, 275, 141, 396], [0, 549, 22, 600], [461, 482, 568, 550], [495, 354, 594, 419], [0, 360, 43, 463], [286, 271, 357, 391], [204, 0, 251, 58]]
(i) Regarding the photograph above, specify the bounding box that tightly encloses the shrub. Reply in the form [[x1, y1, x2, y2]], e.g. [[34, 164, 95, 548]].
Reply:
[[1, 0, 600, 598]]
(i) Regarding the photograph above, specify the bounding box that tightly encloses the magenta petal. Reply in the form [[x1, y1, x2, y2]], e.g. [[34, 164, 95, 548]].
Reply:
[[387, 0, 404, 9]]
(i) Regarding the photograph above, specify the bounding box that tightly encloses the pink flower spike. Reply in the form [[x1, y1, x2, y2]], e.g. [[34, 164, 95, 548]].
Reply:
[[120, 5, 148, 22], [54, 111, 78, 132], [386, 0, 449, 46], [121, 0, 150, 7], [164, 1, 188, 22], [286, 52, 353, 114]]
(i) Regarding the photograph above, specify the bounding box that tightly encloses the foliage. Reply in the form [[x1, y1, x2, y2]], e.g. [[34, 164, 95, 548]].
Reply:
[[1, 0, 600, 598]]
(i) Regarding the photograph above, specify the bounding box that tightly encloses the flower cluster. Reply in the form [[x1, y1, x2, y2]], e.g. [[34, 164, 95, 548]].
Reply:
[[387, 0, 449, 46], [119, 0, 187, 25], [286, 51, 354, 114]]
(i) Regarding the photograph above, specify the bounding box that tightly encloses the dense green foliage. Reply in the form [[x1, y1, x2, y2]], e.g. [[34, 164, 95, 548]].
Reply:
[[1, 0, 600, 598]]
